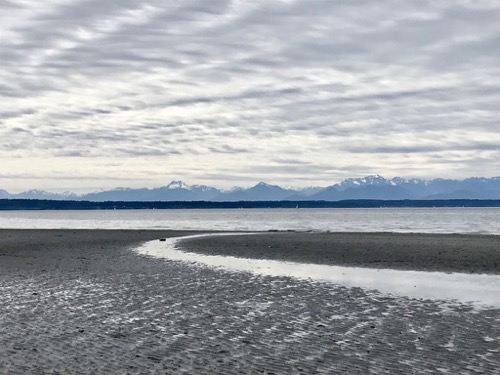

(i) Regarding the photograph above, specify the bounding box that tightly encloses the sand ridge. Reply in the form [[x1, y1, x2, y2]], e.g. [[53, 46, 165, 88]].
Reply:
[[178, 231, 500, 274]]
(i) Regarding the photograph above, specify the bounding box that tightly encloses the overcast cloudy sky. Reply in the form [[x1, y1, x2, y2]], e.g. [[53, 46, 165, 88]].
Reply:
[[1, 0, 500, 192]]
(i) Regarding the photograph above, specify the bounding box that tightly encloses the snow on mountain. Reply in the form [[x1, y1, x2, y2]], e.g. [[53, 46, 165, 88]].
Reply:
[[336, 174, 390, 191], [81, 182, 220, 202], [165, 180, 191, 190], [312, 175, 500, 200], [391, 177, 422, 184], [2, 175, 499, 201], [191, 185, 216, 192], [163, 180, 218, 194], [14, 189, 78, 200]]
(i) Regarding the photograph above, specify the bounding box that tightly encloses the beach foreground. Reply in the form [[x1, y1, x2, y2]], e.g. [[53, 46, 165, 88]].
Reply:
[[0, 229, 499, 374]]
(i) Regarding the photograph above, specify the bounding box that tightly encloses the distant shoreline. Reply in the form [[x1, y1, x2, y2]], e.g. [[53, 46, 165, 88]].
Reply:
[[2, 198, 500, 210]]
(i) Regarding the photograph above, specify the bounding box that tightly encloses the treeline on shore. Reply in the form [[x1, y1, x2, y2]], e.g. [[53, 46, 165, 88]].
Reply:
[[1, 199, 500, 210]]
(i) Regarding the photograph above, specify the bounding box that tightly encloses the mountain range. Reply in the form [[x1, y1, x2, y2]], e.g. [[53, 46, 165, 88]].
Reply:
[[2, 175, 500, 202]]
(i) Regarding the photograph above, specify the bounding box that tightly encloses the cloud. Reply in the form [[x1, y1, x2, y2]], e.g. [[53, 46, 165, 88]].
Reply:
[[1, 0, 500, 191]]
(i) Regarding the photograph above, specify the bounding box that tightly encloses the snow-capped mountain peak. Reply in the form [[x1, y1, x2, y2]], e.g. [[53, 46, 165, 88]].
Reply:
[[391, 177, 426, 185], [2, 175, 500, 202], [24, 189, 49, 194], [255, 182, 274, 188], [166, 180, 190, 190], [336, 174, 390, 190]]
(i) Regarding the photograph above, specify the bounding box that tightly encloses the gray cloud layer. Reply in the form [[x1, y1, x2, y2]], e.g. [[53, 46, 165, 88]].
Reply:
[[1, 0, 499, 191]]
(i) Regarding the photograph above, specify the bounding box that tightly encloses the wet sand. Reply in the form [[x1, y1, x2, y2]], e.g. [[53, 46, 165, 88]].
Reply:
[[0, 229, 499, 374], [179, 232, 500, 274]]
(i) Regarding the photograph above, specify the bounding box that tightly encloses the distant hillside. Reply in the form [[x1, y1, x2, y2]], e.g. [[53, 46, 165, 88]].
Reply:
[[309, 175, 500, 201], [2, 175, 499, 201], [214, 182, 298, 201], [82, 181, 220, 202], [2, 199, 500, 210]]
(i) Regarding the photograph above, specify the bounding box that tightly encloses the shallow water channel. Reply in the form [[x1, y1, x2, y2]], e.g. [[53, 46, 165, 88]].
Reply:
[[135, 234, 500, 309]]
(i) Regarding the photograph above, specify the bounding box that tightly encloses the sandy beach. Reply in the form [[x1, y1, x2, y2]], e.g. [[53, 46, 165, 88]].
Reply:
[[179, 231, 500, 274], [1, 229, 499, 374]]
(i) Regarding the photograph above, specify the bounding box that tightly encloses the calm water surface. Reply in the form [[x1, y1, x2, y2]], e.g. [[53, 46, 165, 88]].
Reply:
[[0, 207, 499, 234]]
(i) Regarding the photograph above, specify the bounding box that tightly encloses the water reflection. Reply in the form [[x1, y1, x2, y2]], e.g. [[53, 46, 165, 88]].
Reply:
[[136, 234, 500, 309], [1, 208, 499, 234]]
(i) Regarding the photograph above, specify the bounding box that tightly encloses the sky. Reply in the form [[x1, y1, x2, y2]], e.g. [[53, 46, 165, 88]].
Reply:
[[1, 0, 500, 193]]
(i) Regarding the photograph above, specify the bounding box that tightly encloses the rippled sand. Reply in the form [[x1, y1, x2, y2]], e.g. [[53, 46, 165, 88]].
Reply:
[[0, 229, 498, 374]]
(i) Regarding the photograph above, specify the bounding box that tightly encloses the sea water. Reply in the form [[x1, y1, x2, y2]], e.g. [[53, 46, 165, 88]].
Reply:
[[0, 207, 499, 234]]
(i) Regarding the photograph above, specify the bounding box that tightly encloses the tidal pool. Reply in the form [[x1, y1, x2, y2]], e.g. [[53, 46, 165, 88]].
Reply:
[[135, 234, 500, 309]]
